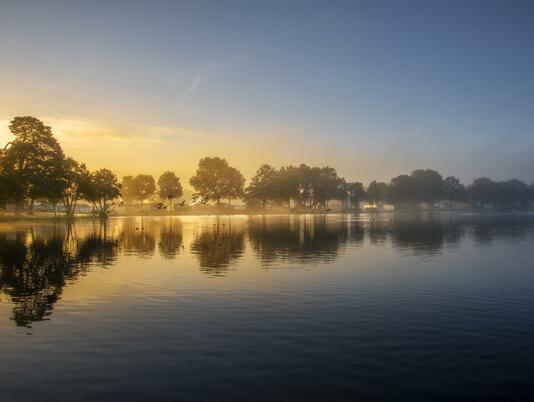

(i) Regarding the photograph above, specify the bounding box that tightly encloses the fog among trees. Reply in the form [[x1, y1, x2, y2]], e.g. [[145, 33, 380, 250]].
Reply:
[[1, 116, 534, 217]]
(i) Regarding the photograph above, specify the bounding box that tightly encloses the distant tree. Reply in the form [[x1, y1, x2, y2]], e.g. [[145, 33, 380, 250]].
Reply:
[[0, 116, 64, 212], [190, 157, 229, 204], [442, 176, 467, 209], [189, 157, 244, 204], [294, 164, 315, 207], [311, 166, 346, 209], [410, 169, 443, 206], [125, 174, 156, 208], [224, 166, 245, 205], [245, 164, 278, 208], [467, 178, 500, 208], [121, 176, 136, 205], [366, 181, 388, 208], [271, 165, 300, 207], [497, 179, 530, 208], [157, 171, 183, 210], [346, 181, 366, 210], [84, 169, 121, 218], [388, 175, 416, 208]]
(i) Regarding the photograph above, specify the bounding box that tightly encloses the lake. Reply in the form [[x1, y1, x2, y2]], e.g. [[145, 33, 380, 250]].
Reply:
[[1, 213, 534, 401]]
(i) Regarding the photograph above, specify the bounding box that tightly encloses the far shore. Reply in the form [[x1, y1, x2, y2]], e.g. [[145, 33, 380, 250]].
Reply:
[[1, 208, 533, 222]]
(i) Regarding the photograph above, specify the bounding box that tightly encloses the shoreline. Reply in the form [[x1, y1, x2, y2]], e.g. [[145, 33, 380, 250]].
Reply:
[[1, 208, 533, 222]]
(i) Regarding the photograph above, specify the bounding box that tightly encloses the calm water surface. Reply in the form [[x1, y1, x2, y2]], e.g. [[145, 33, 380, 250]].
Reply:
[[1, 213, 534, 401]]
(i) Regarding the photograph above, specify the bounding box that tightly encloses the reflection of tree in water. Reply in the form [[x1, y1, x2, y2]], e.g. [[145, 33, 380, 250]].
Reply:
[[367, 215, 461, 258], [247, 215, 364, 266], [368, 213, 532, 258], [119, 218, 156, 257], [467, 214, 532, 246], [158, 219, 183, 259], [0, 223, 118, 327], [190, 222, 245, 276]]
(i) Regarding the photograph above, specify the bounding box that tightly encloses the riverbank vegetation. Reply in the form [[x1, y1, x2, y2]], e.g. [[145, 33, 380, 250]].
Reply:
[[1, 116, 534, 218]]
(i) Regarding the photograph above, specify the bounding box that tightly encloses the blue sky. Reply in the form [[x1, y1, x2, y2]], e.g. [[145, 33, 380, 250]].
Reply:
[[1, 0, 533, 184]]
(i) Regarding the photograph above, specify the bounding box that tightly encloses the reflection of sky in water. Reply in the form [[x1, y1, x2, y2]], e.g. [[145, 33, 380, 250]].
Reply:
[[1, 214, 534, 401]]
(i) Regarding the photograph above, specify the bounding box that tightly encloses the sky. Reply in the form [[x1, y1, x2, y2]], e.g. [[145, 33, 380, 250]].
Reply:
[[1, 0, 534, 186]]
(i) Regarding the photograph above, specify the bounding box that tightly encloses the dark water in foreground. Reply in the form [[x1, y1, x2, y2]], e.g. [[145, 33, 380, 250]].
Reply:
[[1, 213, 534, 402]]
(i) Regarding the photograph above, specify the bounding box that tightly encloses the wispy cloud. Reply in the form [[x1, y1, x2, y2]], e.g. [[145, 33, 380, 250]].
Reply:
[[165, 62, 217, 95]]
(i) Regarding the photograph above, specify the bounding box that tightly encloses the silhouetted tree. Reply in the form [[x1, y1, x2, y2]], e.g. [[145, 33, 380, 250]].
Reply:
[[0, 116, 64, 212], [245, 164, 278, 208], [410, 169, 443, 206], [467, 178, 500, 208], [442, 176, 467, 208], [311, 166, 346, 209], [270, 165, 300, 207], [57, 158, 91, 217], [366, 181, 388, 209], [190, 157, 244, 204], [496, 179, 530, 208], [388, 175, 416, 208], [346, 181, 366, 210], [157, 171, 183, 210], [132, 174, 156, 208], [225, 165, 245, 205], [84, 169, 121, 218], [121, 176, 136, 206]]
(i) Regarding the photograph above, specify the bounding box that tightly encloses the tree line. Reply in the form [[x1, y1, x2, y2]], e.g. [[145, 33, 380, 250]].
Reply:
[[1, 116, 534, 217]]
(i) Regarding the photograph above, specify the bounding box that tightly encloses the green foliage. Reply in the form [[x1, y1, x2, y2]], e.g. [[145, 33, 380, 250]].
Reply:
[[0, 116, 65, 209], [467, 178, 499, 207], [346, 182, 366, 209], [157, 171, 183, 202], [410, 169, 443, 205], [468, 178, 531, 208], [84, 169, 121, 218], [442, 176, 467, 206], [121, 174, 156, 205], [189, 157, 245, 204], [1, 116, 533, 215], [366, 181, 389, 208], [388, 175, 415, 206], [245, 164, 278, 208]]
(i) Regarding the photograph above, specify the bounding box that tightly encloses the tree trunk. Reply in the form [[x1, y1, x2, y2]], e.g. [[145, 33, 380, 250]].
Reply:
[[27, 198, 35, 215]]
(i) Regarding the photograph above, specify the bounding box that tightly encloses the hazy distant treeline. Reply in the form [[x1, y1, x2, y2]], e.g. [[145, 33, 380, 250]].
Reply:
[[1, 116, 533, 217]]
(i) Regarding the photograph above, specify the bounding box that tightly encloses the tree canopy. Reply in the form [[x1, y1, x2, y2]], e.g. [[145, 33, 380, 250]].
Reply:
[[189, 157, 244, 204], [1, 116, 534, 216]]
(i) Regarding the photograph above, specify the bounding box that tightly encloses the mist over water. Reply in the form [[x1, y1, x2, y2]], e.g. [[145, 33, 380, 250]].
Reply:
[[1, 213, 534, 401]]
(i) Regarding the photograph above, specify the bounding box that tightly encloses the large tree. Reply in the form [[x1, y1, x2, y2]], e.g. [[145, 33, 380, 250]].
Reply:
[[157, 171, 183, 210], [189, 157, 244, 205], [0, 116, 64, 211]]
